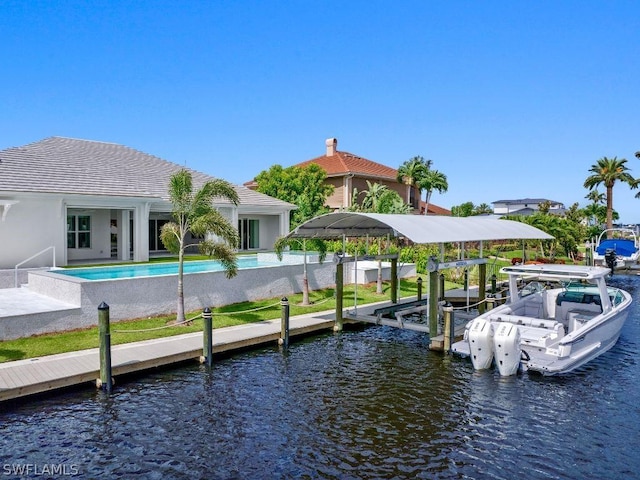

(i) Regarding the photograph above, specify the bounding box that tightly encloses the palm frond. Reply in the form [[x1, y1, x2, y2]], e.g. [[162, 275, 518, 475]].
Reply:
[[198, 242, 238, 278]]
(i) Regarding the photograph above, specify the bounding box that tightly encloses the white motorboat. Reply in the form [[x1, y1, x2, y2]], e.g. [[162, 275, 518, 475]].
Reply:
[[592, 228, 640, 269], [451, 264, 632, 376]]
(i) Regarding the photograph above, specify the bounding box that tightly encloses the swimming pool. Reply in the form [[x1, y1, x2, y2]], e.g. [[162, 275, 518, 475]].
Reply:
[[57, 255, 280, 280]]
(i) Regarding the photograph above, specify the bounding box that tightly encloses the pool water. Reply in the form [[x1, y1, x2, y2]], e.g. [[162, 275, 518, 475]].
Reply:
[[57, 255, 278, 280]]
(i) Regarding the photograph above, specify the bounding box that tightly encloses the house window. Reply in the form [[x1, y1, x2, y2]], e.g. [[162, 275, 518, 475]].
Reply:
[[148, 219, 169, 251], [67, 215, 91, 249]]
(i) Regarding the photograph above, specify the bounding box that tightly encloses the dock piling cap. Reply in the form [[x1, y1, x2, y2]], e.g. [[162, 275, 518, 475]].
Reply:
[[98, 302, 109, 310]]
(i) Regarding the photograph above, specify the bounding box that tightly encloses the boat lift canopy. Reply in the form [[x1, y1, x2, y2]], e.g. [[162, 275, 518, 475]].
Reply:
[[286, 212, 553, 243], [284, 212, 553, 345]]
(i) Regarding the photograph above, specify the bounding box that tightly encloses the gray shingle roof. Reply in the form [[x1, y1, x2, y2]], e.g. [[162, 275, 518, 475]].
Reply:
[[0, 137, 294, 208], [492, 198, 562, 205]]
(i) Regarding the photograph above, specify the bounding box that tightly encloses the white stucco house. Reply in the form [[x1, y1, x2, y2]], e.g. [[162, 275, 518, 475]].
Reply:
[[492, 198, 566, 216], [0, 137, 296, 269]]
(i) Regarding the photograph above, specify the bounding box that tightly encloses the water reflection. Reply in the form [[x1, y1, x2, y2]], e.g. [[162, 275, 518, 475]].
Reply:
[[1, 277, 640, 479]]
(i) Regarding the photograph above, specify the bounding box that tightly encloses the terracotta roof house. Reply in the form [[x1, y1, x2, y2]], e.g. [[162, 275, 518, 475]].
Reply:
[[0, 137, 296, 269], [246, 138, 450, 215]]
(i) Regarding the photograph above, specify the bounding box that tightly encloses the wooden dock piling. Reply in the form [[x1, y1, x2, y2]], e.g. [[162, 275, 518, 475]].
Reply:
[[443, 303, 454, 352], [280, 297, 289, 349], [202, 307, 213, 367], [98, 302, 113, 393]]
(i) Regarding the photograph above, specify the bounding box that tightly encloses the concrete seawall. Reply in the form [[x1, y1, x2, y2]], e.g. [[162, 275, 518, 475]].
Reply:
[[1, 258, 415, 339]]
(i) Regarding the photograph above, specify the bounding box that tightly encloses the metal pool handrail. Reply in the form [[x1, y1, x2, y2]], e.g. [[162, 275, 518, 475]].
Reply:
[[14, 246, 56, 288]]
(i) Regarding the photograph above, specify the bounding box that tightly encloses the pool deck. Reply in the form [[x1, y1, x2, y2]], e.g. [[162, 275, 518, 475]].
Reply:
[[0, 304, 378, 402], [0, 287, 79, 317]]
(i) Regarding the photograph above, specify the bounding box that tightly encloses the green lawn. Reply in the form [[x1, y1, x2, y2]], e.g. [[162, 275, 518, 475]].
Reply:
[[0, 277, 452, 363]]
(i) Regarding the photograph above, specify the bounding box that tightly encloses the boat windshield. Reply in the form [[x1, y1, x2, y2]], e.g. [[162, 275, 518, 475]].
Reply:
[[609, 288, 626, 307], [520, 281, 545, 297]]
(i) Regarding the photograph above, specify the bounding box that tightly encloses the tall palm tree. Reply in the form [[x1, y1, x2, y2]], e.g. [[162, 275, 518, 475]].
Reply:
[[583, 156, 635, 235], [397, 156, 430, 211], [418, 169, 448, 215], [160, 169, 240, 323]]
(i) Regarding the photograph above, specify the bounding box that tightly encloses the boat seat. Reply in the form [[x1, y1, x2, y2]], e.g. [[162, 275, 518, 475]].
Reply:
[[488, 314, 558, 330], [520, 323, 565, 348], [555, 301, 601, 325]]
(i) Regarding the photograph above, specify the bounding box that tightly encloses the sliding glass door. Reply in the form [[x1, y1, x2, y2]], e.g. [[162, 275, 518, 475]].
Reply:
[[238, 219, 259, 250]]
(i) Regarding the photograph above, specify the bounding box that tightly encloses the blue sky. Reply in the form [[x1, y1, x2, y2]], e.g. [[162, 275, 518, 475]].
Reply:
[[2, 1, 639, 221]]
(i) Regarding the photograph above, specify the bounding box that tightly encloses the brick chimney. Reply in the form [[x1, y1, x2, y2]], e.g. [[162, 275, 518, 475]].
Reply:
[[325, 138, 337, 157]]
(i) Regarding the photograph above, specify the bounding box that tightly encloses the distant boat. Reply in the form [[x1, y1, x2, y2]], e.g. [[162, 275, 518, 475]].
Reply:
[[451, 264, 632, 376], [593, 228, 640, 269]]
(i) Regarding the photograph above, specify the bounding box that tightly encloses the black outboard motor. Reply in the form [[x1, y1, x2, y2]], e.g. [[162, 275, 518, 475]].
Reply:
[[604, 248, 617, 274]]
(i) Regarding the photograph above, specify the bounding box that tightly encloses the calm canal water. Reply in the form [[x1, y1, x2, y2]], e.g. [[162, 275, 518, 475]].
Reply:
[[1, 276, 639, 479]]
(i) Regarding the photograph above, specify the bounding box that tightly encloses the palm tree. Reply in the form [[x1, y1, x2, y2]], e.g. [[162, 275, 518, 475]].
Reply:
[[382, 195, 412, 214], [274, 237, 327, 305], [583, 156, 635, 235], [585, 189, 605, 205], [397, 156, 430, 211], [474, 203, 493, 215], [418, 169, 448, 215], [160, 169, 240, 323], [355, 181, 410, 292], [360, 180, 389, 212], [356, 181, 412, 214], [583, 203, 608, 227]]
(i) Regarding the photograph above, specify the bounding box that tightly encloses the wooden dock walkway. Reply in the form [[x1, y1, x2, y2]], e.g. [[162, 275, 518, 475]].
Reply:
[[0, 309, 344, 402], [0, 297, 480, 402]]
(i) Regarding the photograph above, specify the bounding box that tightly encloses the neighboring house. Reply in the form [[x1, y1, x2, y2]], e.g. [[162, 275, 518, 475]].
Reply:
[[246, 138, 450, 215], [492, 198, 565, 216], [0, 137, 296, 269]]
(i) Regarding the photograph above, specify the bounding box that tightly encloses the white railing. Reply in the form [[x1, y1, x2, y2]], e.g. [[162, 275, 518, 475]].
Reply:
[[14, 246, 56, 288]]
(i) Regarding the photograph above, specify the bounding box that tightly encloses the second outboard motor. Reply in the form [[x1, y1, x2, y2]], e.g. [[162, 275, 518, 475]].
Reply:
[[493, 322, 521, 376], [468, 318, 494, 370], [604, 248, 617, 274]]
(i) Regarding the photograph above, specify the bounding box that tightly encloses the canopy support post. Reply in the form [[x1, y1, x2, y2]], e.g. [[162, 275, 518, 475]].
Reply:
[[429, 270, 439, 338], [391, 257, 398, 304], [334, 261, 344, 332], [478, 262, 487, 315]]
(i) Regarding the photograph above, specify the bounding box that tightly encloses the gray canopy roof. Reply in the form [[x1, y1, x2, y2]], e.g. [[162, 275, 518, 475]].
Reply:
[[287, 212, 553, 243]]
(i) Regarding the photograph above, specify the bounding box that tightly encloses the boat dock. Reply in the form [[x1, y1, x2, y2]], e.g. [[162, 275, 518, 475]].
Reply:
[[0, 304, 394, 402], [0, 309, 350, 402], [0, 293, 483, 403]]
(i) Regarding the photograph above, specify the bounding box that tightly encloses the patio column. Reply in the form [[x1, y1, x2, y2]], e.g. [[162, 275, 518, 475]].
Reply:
[[117, 210, 131, 261], [280, 211, 289, 237], [132, 203, 150, 262]]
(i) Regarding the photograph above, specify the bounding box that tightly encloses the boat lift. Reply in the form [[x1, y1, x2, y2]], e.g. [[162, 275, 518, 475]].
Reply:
[[284, 212, 553, 349], [339, 255, 490, 348]]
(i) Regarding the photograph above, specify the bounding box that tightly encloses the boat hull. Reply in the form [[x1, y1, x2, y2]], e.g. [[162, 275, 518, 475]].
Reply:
[[525, 303, 631, 375], [451, 263, 633, 376]]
